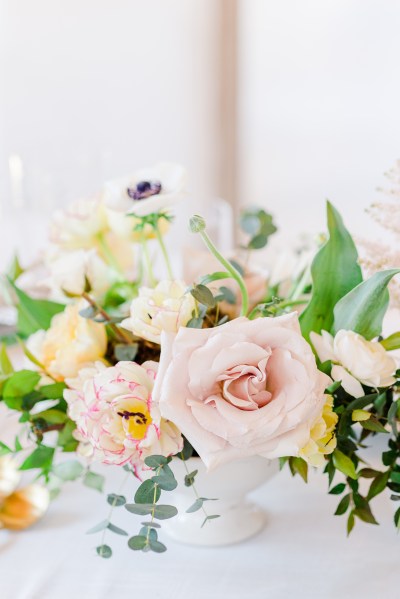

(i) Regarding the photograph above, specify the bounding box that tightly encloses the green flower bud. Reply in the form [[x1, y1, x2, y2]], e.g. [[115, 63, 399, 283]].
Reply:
[[189, 214, 206, 234]]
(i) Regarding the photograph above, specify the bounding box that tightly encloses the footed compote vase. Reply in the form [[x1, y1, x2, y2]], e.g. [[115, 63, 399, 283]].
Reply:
[[163, 456, 279, 547]]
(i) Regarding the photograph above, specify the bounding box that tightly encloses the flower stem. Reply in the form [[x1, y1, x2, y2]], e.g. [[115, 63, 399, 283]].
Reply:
[[82, 292, 132, 344], [141, 231, 156, 287], [155, 221, 174, 280], [198, 230, 249, 317]]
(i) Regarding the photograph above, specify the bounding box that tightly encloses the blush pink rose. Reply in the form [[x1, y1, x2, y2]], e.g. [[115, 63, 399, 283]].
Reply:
[[153, 313, 330, 469]]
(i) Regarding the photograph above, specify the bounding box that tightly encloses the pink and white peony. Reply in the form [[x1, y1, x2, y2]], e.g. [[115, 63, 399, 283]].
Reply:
[[64, 361, 182, 469], [121, 280, 196, 344], [310, 329, 397, 398], [153, 313, 331, 469], [27, 302, 107, 381], [102, 162, 186, 217]]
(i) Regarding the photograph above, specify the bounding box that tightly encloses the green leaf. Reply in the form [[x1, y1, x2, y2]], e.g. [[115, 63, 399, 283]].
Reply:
[[7, 253, 24, 282], [107, 494, 126, 507], [334, 493, 351, 515], [394, 507, 400, 529], [141, 521, 161, 528], [40, 382, 67, 400], [390, 471, 400, 484], [367, 472, 390, 500], [20, 445, 55, 471], [134, 480, 161, 504], [289, 457, 308, 483], [3, 370, 40, 401], [0, 344, 13, 375], [218, 286, 236, 305], [125, 503, 178, 520], [248, 234, 269, 250], [333, 269, 400, 339], [96, 544, 112, 558], [354, 506, 378, 525], [149, 539, 167, 553], [184, 469, 198, 487], [201, 514, 220, 528], [114, 344, 138, 362], [240, 213, 260, 236], [380, 332, 400, 351], [53, 460, 84, 481], [144, 455, 169, 469], [107, 522, 128, 536], [152, 474, 177, 491], [388, 400, 400, 437], [128, 535, 147, 550], [34, 409, 67, 425], [83, 471, 105, 492], [300, 201, 362, 341], [0, 441, 12, 456], [186, 497, 217, 513], [332, 450, 358, 480], [190, 284, 216, 308], [347, 511, 355, 535], [57, 419, 78, 452], [186, 317, 204, 329], [87, 519, 109, 534], [360, 418, 388, 434], [329, 483, 346, 495], [359, 468, 381, 478], [178, 439, 194, 461], [10, 281, 65, 337]]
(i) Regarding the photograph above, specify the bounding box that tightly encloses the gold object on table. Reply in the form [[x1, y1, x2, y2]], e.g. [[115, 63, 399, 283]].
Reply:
[[0, 456, 50, 531]]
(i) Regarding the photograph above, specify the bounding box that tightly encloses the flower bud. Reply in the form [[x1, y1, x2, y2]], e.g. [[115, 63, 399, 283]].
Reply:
[[189, 214, 206, 233]]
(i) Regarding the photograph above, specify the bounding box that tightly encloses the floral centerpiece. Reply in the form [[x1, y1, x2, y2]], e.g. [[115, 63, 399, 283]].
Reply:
[[0, 162, 399, 555]]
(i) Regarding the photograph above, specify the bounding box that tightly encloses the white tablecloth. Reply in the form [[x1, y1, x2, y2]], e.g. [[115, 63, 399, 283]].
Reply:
[[0, 437, 397, 599]]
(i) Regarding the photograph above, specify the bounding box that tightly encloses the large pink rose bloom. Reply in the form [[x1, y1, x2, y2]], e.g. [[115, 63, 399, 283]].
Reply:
[[64, 361, 182, 471], [153, 314, 330, 469]]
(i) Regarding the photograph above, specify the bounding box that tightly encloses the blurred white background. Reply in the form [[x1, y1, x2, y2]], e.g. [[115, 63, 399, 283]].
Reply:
[[1, 0, 399, 265]]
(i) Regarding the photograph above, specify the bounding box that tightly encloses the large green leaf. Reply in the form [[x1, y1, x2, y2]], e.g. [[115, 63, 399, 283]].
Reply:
[[300, 202, 362, 340], [10, 281, 65, 336], [333, 269, 400, 339]]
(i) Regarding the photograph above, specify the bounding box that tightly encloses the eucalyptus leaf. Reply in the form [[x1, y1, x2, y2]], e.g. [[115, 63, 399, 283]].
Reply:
[[96, 544, 112, 558], [144, 455, 169, 469], [152, 474, 177, 491], [83, 471, 105, 492], [201, 514, 220, 528], [87, 519, 109, 534], [333, 269, 400, 339], [149, 539, 167, 553], [128, 535, 148, 550], [135, 480, 161, 504], [107, 493, 126, 507], [114, 344, 138, 361], [53, 460, 84, 481], [107, 522, 128, 536], [300, 202, 362, 341]]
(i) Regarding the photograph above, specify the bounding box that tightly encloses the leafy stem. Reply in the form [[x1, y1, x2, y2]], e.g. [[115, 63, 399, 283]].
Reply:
[[81, 292, 132, 344]]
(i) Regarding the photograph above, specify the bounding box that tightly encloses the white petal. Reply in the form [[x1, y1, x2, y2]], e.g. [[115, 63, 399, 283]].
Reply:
[[331, 365, 364, 398], [310, 330, 336, 363]]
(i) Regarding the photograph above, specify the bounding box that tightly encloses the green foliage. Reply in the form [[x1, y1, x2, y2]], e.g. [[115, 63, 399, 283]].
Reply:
[[184, 469, 198, 487], [186, 497, 217, 513], [96, 545, 112, 558], [0, 344, 13, 375], [333, 269, 400, 339], [10, 281, 65, 337], [288, 457, 308, 483], [190, 284, 216, 308], [20, 445, 55, 472], [135, 480, 161, 504], [332, 450, 358, 480], [380, 332, 400, 351], [114, 343, 138, 362], [107, 494, 126, 507], [83, 471, 104, 492], [240, 208, 277, 250], [300, 202, 362, 341]]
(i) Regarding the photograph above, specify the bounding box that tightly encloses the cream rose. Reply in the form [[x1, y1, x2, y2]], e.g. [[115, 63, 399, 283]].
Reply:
[[153, 313, 330, 469], [102, 162, 186, 217], [121, 280, 196, 344], [64, 361, 182, 469], [310, 329, 397, 398], [49, 197, 108, 250], [27, 302, 107, 381]]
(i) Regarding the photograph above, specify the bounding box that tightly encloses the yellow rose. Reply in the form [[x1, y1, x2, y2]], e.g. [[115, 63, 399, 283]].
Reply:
[[27, 302, 107, 380], [300, 395, 338, 467]]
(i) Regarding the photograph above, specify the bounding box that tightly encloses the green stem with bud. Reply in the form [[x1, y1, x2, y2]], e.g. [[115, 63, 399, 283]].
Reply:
[[190, 215, 249, 317]]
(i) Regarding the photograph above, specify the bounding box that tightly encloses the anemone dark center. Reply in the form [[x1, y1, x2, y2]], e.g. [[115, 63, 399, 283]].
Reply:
[[117, 410, 147, 425], [127, 180, 162, 201]]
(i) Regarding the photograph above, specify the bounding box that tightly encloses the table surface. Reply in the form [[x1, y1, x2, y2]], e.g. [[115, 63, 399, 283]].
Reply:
[[0, 424, 397, 599]]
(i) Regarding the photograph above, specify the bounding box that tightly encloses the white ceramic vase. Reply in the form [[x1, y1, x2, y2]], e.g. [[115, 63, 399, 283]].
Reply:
[[163, 456, 279, 547]]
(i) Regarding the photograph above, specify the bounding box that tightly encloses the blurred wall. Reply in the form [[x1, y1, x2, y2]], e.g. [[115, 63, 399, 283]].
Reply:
[[0, 0, 223, 265], [237, 0, 400, 243]]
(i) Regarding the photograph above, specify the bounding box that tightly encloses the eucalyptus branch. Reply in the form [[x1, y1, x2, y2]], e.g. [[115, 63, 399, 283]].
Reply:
[[81, 292, 132, 344], [190, 215, 249, 317]]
